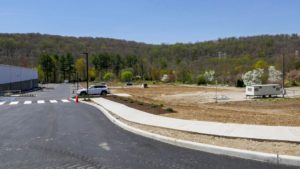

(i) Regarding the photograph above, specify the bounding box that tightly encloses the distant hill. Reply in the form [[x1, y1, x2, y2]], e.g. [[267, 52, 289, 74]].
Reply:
[[0, 33, 152, 67], [0, 33, 300, 83]]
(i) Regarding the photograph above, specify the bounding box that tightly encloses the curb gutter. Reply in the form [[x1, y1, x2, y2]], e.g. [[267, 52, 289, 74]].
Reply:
[[82, 101, 300, 167]]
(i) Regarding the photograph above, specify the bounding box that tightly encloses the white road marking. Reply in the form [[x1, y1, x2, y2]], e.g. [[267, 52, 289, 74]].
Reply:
[[61, 99, 70, 103], [24, 101, 32, 105], [37, 100, 45, 104], [98, 142, 111, 151], [0, 102, 6, 105], [50, 100, 58, 103], [9, 101, 19, 105]]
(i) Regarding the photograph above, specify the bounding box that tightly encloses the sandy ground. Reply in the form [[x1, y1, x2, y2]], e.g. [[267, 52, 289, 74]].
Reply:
[[111, 84, 300, 126]]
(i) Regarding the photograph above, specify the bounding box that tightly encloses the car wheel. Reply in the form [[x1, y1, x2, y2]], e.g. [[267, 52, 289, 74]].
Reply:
[[80, 91, 87, 96], [101, 91, 107, 96]]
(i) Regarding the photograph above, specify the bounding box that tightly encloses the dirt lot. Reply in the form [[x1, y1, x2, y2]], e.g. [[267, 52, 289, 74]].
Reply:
[[111, 84, 300, 126]]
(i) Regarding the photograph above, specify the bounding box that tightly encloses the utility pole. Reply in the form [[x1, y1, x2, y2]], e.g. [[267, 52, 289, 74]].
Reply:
[[76, 72, 79, 90], [82, 52, 89, 96], [282, 54, 285, 98]]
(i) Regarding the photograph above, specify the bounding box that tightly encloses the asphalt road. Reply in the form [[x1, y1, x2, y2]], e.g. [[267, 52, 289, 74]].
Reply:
[[0, 84, 297, 169]]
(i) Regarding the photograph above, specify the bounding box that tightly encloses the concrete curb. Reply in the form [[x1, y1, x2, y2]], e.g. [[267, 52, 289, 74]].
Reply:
[[82, 101, 300, 167]]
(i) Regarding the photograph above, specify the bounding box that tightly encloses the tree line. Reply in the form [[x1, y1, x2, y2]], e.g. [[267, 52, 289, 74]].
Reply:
[[1, 33, 300, 86]]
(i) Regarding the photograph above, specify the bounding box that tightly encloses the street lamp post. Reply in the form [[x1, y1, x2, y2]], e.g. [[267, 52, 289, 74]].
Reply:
[[82, 52, 89, 96], [282, 54, 285, 98]]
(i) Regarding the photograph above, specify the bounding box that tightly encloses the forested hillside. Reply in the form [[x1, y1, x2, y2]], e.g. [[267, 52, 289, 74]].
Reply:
[[0, 33, 300, 85]]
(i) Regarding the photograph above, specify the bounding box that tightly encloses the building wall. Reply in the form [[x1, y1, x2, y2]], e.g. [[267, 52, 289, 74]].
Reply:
[[0, 64, 38, 92]]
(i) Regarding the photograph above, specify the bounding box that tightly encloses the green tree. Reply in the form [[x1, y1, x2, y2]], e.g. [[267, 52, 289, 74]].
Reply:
[[253, 59, 268, 69], [197, 74, 206, 85], [121, 70, 133, 82], [36, 64, 45, 83], [176, 61, 193, 83], [88, 67, 96, 81], [50, 54, 59, 82], [103, 72, 114, 81], [39, 53, 54, 83], [125, 55, 138, 68], [112, 54, 123, 75], [59, 55, 67, 80], [65, 53, 75, 81], [75, 58, 86, 81], [91, 53, 112, 79]]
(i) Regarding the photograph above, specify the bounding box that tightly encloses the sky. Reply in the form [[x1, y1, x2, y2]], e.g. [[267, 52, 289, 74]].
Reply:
[[0, 0, 300, 44]]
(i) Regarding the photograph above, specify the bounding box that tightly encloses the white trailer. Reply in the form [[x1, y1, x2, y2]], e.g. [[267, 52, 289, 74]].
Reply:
[[246, 84, 281, 98]]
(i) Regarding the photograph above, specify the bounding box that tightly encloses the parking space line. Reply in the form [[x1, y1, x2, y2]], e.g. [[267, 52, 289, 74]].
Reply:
[[0, 102, 6, 105], [9, 101, 19, 105], [50, 100, 58, 103], [37, 100, 45, 104], [24, 101, 32, 105], [61, 99, 70, 103]]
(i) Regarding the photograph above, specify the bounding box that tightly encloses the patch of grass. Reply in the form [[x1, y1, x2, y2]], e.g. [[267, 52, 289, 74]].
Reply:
[[256, 97, 300, 103], [83, 98, 91, 101], [165, 107, 174, 112], [151, 104, 158, 108]]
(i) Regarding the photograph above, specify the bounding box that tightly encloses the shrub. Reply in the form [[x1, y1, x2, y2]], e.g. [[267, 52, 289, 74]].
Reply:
[[165, 107, 174, 112], [151, 104, 158, 108], [236, 79, 245, 87], [242, 68, 264, 86], [121, 70, 133, 82], [204, 70, 215, 83], [103, 72, 114, 81], [197, 75, 206, 85]]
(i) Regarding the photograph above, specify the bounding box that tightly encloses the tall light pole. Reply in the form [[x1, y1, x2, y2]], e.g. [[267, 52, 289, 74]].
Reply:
[[82, 52, 89, 96], [282, 54, 285, 98]]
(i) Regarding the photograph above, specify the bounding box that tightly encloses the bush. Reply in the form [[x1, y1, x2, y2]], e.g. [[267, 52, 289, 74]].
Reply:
[[236, 79, 245, 87], [121, 70, 133, 82], [151, 104, 158, 108], [197, 75, 206, 85], [103, 72, 114, 81], [165, 107, 174, 112]]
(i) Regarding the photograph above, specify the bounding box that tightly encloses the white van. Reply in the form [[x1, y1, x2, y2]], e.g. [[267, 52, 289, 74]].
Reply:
[[246, 84, 281, 98]]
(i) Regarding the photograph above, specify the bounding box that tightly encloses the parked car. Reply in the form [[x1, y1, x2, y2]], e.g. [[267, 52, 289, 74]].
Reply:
[[77, 85, 110, 96], [126, 81, 133, 86]]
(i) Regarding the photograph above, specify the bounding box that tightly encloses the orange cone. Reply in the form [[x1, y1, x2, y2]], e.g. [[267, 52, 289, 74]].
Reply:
[[76, 95, 79, 103]]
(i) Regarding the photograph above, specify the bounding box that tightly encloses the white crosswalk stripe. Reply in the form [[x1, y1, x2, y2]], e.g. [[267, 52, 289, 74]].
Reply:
[[37, 100, 45, 104], [9, 101, 19, 105], [61, 99, 70, 103], [50, 100, 58, 103], [24, 101, 32, 105], [0, 99, 73, 106]]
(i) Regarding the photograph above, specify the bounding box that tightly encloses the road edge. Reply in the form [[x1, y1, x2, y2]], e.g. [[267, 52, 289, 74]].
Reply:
[[82, 101, 300, 167]]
